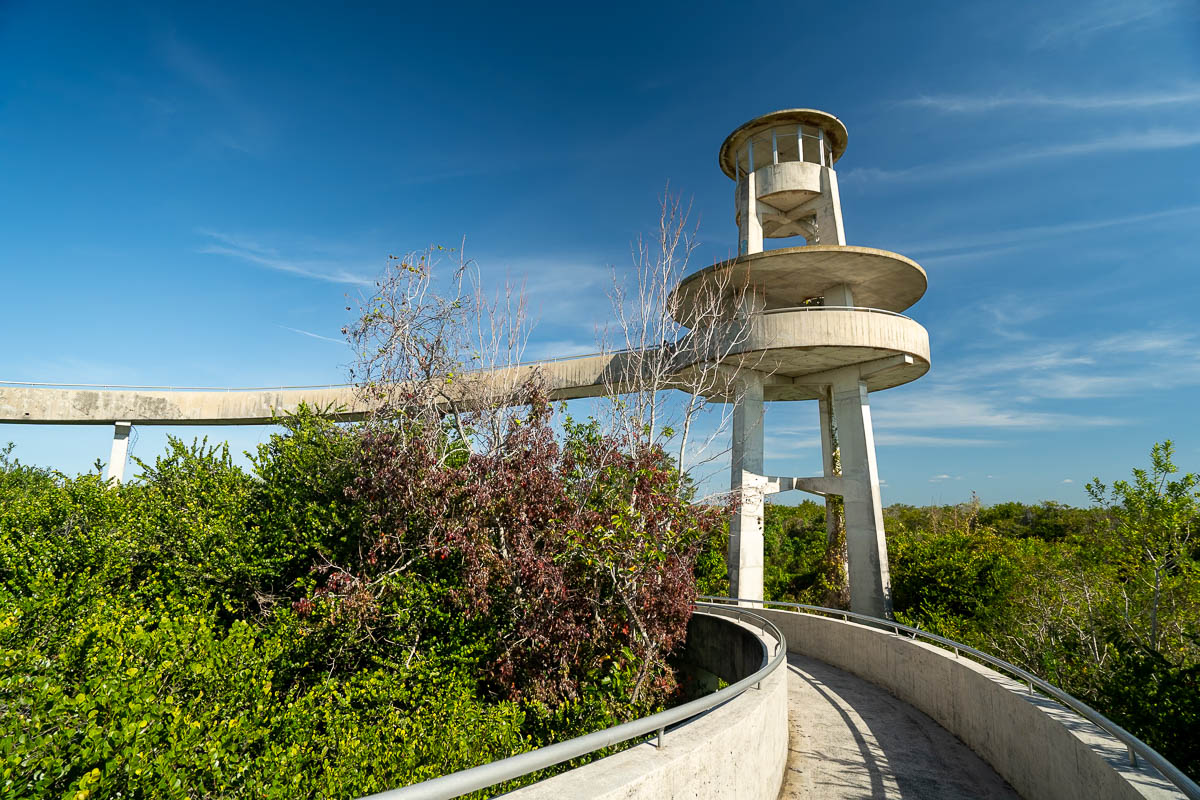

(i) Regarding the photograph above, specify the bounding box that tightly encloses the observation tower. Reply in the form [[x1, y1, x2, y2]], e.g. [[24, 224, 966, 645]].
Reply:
[[677, 109, 930, 618]]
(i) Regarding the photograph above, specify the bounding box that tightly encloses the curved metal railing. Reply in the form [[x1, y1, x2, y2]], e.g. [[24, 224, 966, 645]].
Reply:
[[760, 304, 912, 319], [699, 595, 1200, 800], [0, 379, 358, 392], [360, 602, 787, 800]]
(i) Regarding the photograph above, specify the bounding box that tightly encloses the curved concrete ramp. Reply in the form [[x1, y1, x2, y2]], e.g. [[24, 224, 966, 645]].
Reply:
[[780, 654, 1018, 799]]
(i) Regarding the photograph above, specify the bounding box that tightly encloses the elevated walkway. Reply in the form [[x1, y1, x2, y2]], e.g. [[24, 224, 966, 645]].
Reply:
[[379, 602, 1194, 800], [781, 653, 1017, 799]]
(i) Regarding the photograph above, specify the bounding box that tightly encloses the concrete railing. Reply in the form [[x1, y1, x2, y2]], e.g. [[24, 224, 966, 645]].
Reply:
[[703, 597, 1193, 800], [364, 604, 789, 800]]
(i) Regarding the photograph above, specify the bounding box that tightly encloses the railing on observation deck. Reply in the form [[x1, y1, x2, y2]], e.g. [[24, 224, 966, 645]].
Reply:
[[700, 595, 1200, 800], [760, 304, 912, 319], [359, 602, 787, 800], [0, 306, 915, 394]]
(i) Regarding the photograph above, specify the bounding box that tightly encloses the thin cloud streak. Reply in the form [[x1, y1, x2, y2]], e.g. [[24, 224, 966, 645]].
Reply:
[[159, 34, 270, 155], [900, 206, 1200, 272], [901, 205, 1200, 258], [199, 230, 375, 286], [278, 325, 347, 345], [875, 433, 1002, 447], [938, 324, 1200, 401], [872, 390, 1121, 430], [844, 129, 1200, 185], [901, 86, 1200, 113], [1032, 0, 1188, 47]]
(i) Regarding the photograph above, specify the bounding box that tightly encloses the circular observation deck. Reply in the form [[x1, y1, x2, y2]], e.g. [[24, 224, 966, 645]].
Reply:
[[719, 108, 849, 178], [669, 245, 930, 401], [674, 307, 930, 402], [671, 246, 928, 320]]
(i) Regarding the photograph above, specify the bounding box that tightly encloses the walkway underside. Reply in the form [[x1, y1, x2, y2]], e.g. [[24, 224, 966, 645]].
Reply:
[[780, 654, 1019, 800]]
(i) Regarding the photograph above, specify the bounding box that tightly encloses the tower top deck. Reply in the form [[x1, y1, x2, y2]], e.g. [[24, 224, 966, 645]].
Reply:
[[719, 108, 849, 179]]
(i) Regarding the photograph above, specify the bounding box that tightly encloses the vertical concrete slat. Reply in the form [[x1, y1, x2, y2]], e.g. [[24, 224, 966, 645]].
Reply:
[[107, 421, 132, 485], [831, 376, 892, 618], [729, 373, 765, 605]]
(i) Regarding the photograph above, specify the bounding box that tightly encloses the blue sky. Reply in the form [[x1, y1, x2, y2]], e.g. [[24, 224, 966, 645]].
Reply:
[[2, 0, 1199, 506]]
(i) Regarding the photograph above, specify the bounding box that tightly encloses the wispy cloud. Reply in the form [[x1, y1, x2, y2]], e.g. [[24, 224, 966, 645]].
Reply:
[[158, 34, 270, 155], [901, 86, 1200, 113], [844, 129, 1200, 185], [875, 433, 1001, 447], [199, 230, 375, 286], [1032, 0, 1190, 47], [278, 325, 347, 345], [872, 390, 1120, 430], [900, 205, 1200, 260], [933, 320, 1200, 402]]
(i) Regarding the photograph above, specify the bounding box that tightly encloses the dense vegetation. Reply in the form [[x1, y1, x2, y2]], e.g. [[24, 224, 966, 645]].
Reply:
[[0, 402, 724, 799], [757, 442, 1199, 780], [3, 348, 1195, 796]]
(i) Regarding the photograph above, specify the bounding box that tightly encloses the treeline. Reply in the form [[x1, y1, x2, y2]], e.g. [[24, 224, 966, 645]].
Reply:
[[758, 443, 1199, 780], [0, 404, 722, 799]]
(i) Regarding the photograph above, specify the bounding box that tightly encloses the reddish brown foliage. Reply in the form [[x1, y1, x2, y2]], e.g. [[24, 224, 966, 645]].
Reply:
[[338, 395, 726, 706]]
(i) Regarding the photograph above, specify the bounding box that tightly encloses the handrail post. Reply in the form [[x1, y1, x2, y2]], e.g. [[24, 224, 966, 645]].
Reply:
[[657, 727, 664, 749]]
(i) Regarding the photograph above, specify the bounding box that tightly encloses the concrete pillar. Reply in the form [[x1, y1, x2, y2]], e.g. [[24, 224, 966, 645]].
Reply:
[[729, 373, 765, 605], [830, 375, 892, 619], [824, 283, 855, 308], [107, 421, 132, 485], [815, 167, 847, 246], [738, 170, 763, 256], [818, 390, 840, 551]]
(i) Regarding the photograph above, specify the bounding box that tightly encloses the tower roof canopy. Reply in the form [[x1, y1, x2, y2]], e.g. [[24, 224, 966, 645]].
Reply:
[[719, 109, 849, 178]]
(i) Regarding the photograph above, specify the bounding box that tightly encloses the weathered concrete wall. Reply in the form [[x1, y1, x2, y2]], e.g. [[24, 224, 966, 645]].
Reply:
[[744, 309, 930, 365], [757, 609, 1183, 800], [0, 355, 625, 425], [506, 612, 788, 800], [0, 309, 929, 424], [680, 607, 765, 683]]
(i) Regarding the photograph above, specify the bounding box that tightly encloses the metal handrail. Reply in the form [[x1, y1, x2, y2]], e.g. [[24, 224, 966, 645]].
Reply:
[[760, 305, 912, 319], [0, 353, 630, 393], [1, 308, 914, 394], [361, 602, 787, 800], [0, 380, 357, 392], [699, 595, 1200, 800]]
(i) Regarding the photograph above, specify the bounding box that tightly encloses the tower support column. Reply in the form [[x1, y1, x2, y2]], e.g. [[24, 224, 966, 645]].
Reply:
[[830, 375, 892, 619], [729, 372, 765, 605], [815, 167, 847, 246], [818, 390, 843, 579], [738, 170, 763, 255], [107, 421, 132, 485]]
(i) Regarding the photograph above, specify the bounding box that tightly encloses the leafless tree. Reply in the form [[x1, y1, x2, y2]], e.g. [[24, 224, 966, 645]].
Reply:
[[344, 244, 535, 461], [602, 186, 770, 498]]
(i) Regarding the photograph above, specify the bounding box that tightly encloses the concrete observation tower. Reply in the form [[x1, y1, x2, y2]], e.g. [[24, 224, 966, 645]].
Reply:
[[675, 109, 930, 618]]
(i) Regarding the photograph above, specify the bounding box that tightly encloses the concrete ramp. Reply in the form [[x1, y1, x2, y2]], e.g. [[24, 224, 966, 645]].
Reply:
[[780, 654, 1018, 799]]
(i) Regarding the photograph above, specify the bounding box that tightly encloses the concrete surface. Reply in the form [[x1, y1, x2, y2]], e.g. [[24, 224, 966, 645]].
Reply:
[[780, 653, 1019, 799], [729, 374, 766, 603], [508, 611, 788, 800], [719, 109, 849, 176], [670, 246, 928, 317], [107, 421, 132, 484], [0, 308, 929, 425], [758, 609, 1185, 800], [830, 375, 892, 618]]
